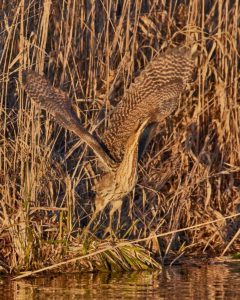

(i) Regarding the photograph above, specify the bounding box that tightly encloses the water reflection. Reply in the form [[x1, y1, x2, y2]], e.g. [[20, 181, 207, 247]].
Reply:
[[1, 264, 240, 299]]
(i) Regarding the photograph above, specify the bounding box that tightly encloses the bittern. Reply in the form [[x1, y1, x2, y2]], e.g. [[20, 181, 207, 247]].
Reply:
[[23, 46, 195, 234]]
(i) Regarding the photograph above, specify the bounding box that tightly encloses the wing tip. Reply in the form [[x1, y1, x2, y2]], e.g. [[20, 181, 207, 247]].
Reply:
[[22, 70, 39, 86]]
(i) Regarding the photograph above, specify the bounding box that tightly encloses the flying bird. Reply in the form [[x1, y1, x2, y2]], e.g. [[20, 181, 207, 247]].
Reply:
[[23, 47, 195, 234]]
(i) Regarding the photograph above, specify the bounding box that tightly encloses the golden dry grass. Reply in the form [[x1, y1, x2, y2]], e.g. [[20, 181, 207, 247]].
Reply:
[[0, 0, 240, 274]]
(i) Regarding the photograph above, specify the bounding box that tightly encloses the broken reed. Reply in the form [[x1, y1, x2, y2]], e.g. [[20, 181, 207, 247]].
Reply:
[[0, 0, 239, 273]]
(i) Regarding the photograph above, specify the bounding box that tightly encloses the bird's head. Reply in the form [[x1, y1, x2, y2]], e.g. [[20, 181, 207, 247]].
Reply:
[[94, 171, 117, 212]]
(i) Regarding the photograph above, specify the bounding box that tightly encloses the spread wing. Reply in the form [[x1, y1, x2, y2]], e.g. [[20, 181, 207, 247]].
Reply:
[[22, 47, 195, 168], [22, 71, 116, 171], [102, 47, 195, 161]]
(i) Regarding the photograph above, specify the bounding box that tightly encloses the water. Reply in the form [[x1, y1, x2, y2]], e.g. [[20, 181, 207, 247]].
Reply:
[[1, 263, 240, 299]]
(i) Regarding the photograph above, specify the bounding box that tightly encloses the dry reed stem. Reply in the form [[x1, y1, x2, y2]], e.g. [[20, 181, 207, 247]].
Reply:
[[1, 0, 240, 272], [13, 212, 240, 280]]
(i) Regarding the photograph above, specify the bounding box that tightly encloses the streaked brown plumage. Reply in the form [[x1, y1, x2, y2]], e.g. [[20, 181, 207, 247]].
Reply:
[[23, 47, 195, 234], [102, 47, 194, 161], [22, 70, 116, 172]]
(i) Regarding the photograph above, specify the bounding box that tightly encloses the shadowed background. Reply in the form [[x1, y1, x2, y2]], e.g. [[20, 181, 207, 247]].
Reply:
[[0, 0, 239, 272]]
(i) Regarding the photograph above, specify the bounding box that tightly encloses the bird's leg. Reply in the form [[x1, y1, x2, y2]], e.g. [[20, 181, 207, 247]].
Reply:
[[82, 209, 101, 239], [103, 119, 151, 238], [116, 205, 122, 229], [104, 199, 122, 238]]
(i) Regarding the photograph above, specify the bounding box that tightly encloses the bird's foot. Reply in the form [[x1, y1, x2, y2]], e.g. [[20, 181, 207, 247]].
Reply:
[[81, 210, 100, 241], [103, 226, 117, 240]]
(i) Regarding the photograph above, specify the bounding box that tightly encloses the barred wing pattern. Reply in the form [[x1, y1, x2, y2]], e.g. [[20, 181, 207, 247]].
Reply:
[[103, 48, 195, 161], [23, 71, 116, 171], [23, 47, 195, 229], [23, 47, 194, 167]]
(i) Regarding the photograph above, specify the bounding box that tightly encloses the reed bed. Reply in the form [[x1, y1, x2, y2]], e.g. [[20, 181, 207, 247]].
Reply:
[[0, 0, 239, 274]]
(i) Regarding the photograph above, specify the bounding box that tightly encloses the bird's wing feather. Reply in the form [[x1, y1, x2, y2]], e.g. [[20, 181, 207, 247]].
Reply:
[[102, 48, 195, 160], [23, 71, 116, 171]]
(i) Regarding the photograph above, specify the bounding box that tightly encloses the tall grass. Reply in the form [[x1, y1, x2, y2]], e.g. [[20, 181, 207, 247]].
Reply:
[[0, 0, 239, 273]]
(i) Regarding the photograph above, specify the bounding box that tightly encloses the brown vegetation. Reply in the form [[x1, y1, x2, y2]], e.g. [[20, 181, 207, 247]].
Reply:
[[0, 0, 240, 274]]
